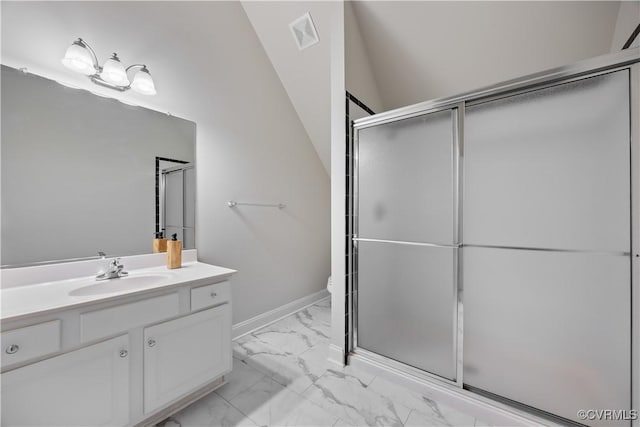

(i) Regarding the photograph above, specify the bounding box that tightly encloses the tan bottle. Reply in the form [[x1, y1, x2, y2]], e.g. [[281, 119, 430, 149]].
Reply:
[[153, 231, 167, 253], [166, 233, 182, 269]]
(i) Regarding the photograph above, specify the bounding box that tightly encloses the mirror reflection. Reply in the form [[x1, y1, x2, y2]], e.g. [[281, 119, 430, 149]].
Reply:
[[1, 65, 196, 267]]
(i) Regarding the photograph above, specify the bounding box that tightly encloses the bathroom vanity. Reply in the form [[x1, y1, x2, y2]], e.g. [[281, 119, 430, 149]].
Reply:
[[0, 250, 236, 427]]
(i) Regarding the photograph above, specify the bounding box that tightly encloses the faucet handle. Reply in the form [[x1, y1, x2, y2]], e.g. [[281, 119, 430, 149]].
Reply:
[[98, 251, 106, 259]]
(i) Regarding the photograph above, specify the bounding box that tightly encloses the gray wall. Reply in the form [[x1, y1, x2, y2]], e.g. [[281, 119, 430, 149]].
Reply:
[[1, 66, 195, 266], [193, 3, 331, 324]]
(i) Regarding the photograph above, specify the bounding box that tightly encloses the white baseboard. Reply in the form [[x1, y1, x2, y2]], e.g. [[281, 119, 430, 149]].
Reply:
[[328, 343, 345, 367], [232, 289, 330, 339]]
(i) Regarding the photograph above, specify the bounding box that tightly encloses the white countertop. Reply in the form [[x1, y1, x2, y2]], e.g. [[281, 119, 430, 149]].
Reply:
[[1, 261, 236, 322]]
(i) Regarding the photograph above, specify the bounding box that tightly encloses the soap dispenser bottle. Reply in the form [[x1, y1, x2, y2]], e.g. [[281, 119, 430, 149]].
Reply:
[[153, 231, 167, 253], [166, 233, 182, 269]]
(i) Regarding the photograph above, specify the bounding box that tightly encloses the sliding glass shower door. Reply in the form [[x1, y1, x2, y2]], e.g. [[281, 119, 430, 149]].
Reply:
[[351, 55, 636, 427], [355, 109, 459, 381], [463, 70, 631, 425]]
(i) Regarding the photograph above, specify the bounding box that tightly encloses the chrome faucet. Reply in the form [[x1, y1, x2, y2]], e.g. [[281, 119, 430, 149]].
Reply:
[[96, 257, 128, 281]]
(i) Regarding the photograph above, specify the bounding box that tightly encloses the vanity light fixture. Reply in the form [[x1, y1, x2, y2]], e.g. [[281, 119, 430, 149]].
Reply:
[[62, 38, 156, 95]]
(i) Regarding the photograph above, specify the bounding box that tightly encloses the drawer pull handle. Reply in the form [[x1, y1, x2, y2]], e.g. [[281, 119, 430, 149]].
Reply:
[[148, 339, 156, 347], [119, 349, 128, 358], [211, 292, 218, 298], [5, 344, 19, 354]]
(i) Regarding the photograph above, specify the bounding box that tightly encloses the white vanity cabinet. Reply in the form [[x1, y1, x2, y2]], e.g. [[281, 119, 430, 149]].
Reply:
[[144, 304, 231, 412], [1, 263, 235, 427], [2, 334, 130, 426]]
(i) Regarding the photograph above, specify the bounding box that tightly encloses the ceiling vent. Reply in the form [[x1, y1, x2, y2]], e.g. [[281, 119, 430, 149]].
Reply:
[[289, 12, 319, 50]]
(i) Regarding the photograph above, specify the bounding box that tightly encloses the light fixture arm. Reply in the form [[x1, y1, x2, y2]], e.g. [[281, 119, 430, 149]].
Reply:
[[75, 38, 101, 72], [122, 64, 149, 90], [125, 64, 147, 72]]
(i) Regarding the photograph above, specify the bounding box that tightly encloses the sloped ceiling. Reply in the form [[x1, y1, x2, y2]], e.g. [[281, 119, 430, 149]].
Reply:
[[240, 1, 621, 176], [242, 1, 333, 174], [350, 1, 622, 110]]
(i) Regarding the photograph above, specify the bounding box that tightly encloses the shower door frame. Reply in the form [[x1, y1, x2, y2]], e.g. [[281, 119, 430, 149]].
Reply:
[[161, 163, 195, 247], [348, 48, 640, 422], [351, 102, 465, 387]]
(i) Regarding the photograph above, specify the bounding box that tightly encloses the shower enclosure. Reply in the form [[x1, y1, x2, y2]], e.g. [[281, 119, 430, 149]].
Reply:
[[349, 49, 639, 426], [161, 163, 195, 249]]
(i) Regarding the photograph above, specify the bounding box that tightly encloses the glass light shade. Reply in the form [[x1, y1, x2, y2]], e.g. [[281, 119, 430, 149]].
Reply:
[[100, 56, 130, 86], [130, 68, 156, 95], [61, 42, 96, 75]]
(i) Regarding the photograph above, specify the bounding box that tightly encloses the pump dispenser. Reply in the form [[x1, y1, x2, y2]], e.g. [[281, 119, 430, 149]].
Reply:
[[166, 233, 182, 269], [153, 231, 167, 253]]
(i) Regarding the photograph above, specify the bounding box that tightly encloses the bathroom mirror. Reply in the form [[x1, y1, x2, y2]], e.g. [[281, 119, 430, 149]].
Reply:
[[0, 65, 196, 267]]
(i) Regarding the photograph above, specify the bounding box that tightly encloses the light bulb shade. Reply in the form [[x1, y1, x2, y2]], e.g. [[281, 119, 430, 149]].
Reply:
[[131, 68, 156, 95], [61, 42, 96, 75], [100, 56, 130, 86]]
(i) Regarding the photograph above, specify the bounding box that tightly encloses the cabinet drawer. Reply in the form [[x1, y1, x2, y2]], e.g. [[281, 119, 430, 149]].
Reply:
[[1, 320, 61, 368], [81, 293, 179, 343], [191, 281, 230, 311]]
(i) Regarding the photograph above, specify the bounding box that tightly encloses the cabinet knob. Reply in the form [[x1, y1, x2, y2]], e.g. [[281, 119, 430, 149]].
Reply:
[[119, 349, 128, 358], [147, 338, 156, 347], [5, 344, 19, 354], [210, 292, 217, 298]]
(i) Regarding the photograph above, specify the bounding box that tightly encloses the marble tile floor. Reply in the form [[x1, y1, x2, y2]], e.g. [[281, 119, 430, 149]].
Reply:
[[159, 298, 493, 427]]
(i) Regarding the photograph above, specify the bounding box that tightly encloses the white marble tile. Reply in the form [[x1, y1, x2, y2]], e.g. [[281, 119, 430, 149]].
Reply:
[[473, 419, 494, 426], [274, 404, 340, 427], [250, 311, 329, 356], [332, 418, 353, 427], [215, 358, 267, 401], [368, 375, 477, 427], [298, 343, 376, 388], [233, 334, 290, 362], [239, 337, 374, 397], [229, 376, 338, 427], [168, 392, 258, 427], [405, 408, 477, 427], [302, 369, 410, 427], [250, 347, 318, 393], [233, 336, 328, 394], [296, 343, 333, 378], [299, 304, 332, 328]]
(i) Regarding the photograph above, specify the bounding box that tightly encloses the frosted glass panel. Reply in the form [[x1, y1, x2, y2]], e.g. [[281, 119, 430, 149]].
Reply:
[[358, 109, 455, 244], [464, 71, 630, 251], [463, 247, 630, 426], [357, 241, 456, 380]]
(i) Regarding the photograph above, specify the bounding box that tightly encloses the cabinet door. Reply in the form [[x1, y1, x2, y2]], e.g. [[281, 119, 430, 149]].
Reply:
[[144, 304, 231, 413], [1, 335, 130, 427]]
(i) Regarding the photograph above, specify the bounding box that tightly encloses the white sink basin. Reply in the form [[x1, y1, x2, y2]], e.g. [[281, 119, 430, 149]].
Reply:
[[68, 274, 172, 296]]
